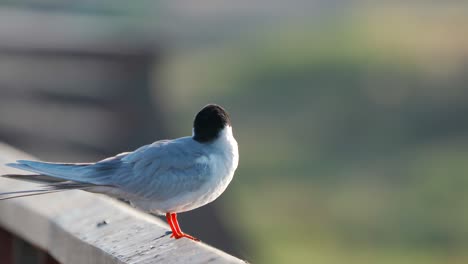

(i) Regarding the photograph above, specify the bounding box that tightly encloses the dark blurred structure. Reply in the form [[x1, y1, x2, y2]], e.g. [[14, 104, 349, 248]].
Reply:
[[0, 7, 166, 162], [0, 5, 241, 263]]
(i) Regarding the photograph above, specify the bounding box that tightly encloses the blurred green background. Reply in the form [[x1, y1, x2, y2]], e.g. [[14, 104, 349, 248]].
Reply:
[[1, 1, 468, 263], [160, 3, 468, 263]]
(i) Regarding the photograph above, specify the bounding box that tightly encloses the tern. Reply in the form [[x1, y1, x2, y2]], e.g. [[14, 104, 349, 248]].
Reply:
[[0, 104, 239, 241]]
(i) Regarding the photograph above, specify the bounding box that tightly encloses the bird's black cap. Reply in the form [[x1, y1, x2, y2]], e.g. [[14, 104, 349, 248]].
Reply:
[[193, 104, 231, 143]]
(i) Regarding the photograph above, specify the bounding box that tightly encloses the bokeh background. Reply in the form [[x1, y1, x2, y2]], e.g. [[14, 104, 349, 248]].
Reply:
[[1, 1, 468, 263]]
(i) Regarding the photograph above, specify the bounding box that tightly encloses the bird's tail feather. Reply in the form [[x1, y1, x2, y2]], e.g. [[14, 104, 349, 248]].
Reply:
[[0, 174, 102, 201], [6, 160, 91, 183], [6, 159, 117, 185], [0, 181, 99, 200], [0, 189, 64, 200], [2, 174, 65, 184], [1, 159, 120, 201]]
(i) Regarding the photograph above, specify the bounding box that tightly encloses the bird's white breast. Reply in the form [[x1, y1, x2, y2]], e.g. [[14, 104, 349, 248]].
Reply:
[[184, 126, 238, 211], [138, 126, 239, 214], [202, 126, 239, 202]]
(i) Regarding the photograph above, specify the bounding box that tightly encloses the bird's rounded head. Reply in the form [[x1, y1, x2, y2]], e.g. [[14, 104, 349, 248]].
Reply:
[[193, 104, 231, 143]]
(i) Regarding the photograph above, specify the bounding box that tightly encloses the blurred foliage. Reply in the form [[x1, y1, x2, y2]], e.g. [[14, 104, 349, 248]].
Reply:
[[162, 4, 468, 264]]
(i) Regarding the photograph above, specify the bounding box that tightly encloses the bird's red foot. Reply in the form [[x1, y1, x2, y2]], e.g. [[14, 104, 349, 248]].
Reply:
[[170, 232, 200, 241], [166, 212, 201, 242]]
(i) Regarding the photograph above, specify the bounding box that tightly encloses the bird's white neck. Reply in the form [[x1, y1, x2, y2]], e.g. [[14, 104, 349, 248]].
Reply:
[[216, 126, 238, 166]]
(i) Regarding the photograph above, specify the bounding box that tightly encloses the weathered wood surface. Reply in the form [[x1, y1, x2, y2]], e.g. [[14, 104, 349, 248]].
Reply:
[[0, 143, 244, 264]]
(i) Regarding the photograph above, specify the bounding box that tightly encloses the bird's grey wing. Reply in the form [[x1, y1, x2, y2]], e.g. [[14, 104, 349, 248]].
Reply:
[[114, 139, 210, 201], [4, 139, 210, 202]]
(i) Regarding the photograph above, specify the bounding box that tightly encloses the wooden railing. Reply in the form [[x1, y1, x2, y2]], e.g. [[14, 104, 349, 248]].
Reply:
[[0, 143, 245, 264]]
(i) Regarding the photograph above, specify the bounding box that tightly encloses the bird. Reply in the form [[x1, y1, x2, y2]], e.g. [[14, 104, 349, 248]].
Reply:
[[0, 104, 239, 241]]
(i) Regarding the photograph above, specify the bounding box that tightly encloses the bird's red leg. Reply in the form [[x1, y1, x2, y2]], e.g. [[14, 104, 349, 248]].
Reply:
[[166, 213, 182, 238], [169, 213, 200, 241]]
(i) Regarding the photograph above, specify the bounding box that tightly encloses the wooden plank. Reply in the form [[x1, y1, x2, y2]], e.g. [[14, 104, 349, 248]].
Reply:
[[0, 143, 244, 264]]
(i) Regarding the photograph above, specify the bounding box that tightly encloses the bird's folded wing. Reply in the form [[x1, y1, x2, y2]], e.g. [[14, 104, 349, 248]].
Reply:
[[3, 138, 210, 202], [100, 139, 211, 201]]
